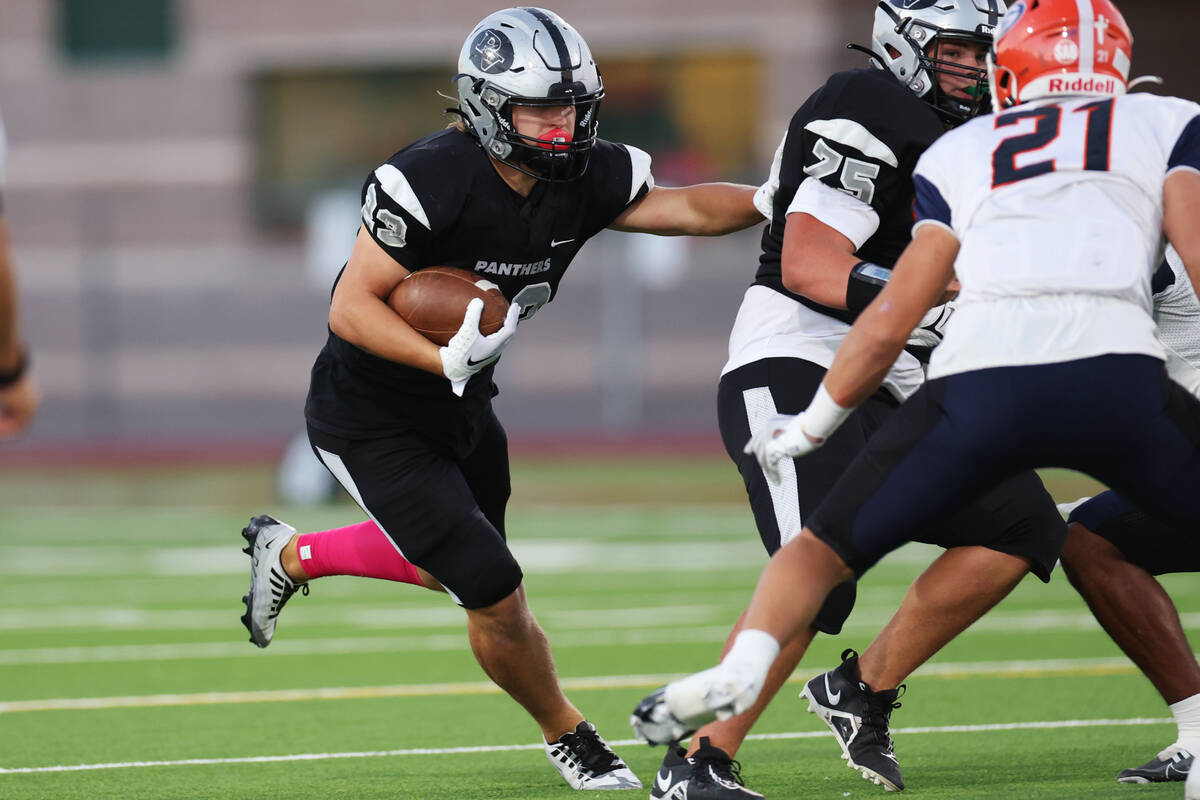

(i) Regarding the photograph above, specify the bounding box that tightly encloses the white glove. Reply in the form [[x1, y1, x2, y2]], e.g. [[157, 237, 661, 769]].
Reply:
[[743, 412, 825, 483], [439, 298, 521, 397], [907, 303, 954, 351]]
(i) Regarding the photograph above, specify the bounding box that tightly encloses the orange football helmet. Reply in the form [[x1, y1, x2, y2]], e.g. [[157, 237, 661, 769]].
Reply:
[[989, 0, 1132, 111]]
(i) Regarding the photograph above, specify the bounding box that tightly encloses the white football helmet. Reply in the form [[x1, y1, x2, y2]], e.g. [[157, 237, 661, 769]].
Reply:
[[454, 7, 603, 181], [868, 0, 1006, 123]]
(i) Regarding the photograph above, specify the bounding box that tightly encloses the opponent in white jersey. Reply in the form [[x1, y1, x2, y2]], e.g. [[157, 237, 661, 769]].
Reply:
[[1058, 242, 1200, 786], [632, 6, 1200, 794], [0, 104, 38, 437], [1156, 246, 1200, 395], [915, 88, 1199, 379]]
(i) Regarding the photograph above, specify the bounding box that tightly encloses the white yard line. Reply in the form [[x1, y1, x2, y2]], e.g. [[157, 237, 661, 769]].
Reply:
[[0, 605, 1192, 634], [0, 717, 1172, 775], [0, 626, 739, 665], [0, 655, 1172, 714]]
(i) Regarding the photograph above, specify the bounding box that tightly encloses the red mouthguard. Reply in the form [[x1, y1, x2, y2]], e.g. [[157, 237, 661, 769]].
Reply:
[[537, 128, 573, 151]]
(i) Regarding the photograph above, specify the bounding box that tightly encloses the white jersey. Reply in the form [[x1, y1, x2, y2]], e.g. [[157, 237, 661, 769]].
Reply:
[[912, 92, 1200, 380], [1156, 246, 1200, 396]]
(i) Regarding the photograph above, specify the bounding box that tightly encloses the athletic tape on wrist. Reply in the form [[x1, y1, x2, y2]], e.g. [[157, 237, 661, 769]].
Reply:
[[804, 383, 852, 442]]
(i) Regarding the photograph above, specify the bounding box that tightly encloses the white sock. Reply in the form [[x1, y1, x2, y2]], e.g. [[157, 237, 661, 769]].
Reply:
[[722, 629, 781, 679], [1171, 693, 1200, 755]]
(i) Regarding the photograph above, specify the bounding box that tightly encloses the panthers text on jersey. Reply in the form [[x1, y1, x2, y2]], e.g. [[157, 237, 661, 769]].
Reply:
[[724, 68, 947, 401], [913, 92, 1200, 380], [304, 127, 653, 442]]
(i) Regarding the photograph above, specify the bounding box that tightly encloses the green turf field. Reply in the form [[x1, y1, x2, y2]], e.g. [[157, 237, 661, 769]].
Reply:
[[0, 459, 1194, 799]]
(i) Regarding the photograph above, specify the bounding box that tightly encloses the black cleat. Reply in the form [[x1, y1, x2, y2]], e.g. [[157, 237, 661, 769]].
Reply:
[[1117, 746, 1193, 783], [649, 738, 764, 800], [650, 744, 692, 799], [801, 649, 905, 791], [686, 737, 765, 799]]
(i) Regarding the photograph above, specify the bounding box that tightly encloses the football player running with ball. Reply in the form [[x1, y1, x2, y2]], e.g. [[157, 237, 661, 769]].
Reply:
[[633, 3, 1200, 799], [237, 7, 762, 792], [641, 2, 1068, 797]]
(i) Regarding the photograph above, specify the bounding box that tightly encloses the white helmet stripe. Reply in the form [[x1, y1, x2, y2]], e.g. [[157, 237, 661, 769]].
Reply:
[[1075, 0, 1095, 75]]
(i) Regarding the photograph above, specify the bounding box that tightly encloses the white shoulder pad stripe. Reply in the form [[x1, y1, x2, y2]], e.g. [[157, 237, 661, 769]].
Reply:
[[374, 163, 430, 230], [625, 144, 654, 203], [754, 130, 787, 218], [804, 118, 899, 168]]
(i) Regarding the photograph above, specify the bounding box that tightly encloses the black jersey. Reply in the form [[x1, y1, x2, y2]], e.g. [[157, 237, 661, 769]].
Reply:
[[754, 68, 945, 324], [305, 127, 653, 444]]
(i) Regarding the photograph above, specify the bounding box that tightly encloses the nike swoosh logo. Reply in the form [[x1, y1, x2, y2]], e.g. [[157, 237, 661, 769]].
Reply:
[[824, 673, 841, 705], [654, 771, 676, 793], [550, 238, 575, 247]]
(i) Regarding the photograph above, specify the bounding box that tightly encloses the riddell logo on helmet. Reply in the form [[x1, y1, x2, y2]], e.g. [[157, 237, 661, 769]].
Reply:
[[1048, 76, 1117, 93]]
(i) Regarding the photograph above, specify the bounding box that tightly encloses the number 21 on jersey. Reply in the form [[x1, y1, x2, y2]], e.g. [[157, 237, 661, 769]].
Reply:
[[992, 99, 1114, 187]]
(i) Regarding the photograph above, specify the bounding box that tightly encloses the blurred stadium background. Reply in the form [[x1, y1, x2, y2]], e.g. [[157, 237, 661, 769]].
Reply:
[[1, 5, 1197, 797], [0, 0, 1194, 467]]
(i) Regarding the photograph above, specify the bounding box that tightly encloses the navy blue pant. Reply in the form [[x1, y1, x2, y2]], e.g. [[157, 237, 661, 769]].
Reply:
[[1068, 491, 1200, 575], [809, 355, 1200, 576]]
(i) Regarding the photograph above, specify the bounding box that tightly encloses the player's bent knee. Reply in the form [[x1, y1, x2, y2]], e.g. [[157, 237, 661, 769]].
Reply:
[[408, 511, 523, 609], [464, 584, 542, 641], [457, 565, 523, 611], [1060, 522, 1123, 585]]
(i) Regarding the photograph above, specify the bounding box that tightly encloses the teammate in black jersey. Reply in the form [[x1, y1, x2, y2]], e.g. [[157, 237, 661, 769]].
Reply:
[[638, 3, 1065, 797], [237, 7, 761, 792]]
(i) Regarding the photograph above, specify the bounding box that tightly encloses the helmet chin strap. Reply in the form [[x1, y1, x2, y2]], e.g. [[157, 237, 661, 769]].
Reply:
[[536, 127, 573, 151]]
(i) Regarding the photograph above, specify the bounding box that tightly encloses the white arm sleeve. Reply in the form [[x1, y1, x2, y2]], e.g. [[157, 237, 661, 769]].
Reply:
[[785, 177, 880, 250]]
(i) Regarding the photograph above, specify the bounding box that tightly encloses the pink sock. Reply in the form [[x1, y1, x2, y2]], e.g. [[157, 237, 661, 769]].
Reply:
[[295, 520, 423, 585]]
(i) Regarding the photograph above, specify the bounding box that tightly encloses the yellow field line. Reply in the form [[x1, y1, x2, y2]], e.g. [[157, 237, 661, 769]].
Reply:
[[0, 656, 1161, 714]]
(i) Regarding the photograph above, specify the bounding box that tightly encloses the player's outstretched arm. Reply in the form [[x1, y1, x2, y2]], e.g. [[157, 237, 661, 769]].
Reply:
[[0, 215, 36, 438], [1164, 170, 1200, 300], [823, 224, 959, 408], [608, 183, 761, 236], [328, 227, 443, 375]]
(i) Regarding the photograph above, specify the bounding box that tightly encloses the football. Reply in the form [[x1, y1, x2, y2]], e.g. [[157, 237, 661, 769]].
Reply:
[[387, 266, 510, 346]]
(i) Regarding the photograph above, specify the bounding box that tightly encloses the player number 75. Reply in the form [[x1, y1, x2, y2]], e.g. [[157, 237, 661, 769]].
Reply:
[[806, 138, 882, 205]]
